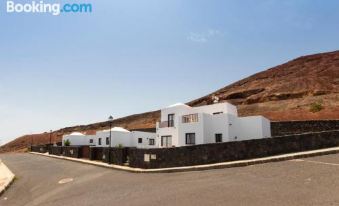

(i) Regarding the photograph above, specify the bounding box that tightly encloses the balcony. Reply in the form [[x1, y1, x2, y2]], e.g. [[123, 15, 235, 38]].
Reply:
[[182, 114, 199, 123], [159, 120, 174, 128]]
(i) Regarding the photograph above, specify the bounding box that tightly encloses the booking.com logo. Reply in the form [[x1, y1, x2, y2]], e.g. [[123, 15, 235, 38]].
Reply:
[[6, 1, 92, 16]]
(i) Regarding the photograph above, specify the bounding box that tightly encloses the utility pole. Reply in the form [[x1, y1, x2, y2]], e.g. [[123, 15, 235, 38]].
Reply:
[[108, 115, 114, 163], [49, 130, 52, 145]]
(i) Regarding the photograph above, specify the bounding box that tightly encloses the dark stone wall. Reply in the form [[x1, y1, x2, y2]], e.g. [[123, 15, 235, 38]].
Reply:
[[31, 145, 48, 153], [50, 146, 63, 156], [102, 148, 111, 163], [111, 148, 129, 165], [89, 147, 104, 161], [271, 120, 339, 136], [63, 146, 82, 158], [101, 148, 129, 165], [129, 130, 339, 169]]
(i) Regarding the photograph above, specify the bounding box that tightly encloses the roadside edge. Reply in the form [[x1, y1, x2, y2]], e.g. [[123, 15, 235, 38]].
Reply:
[[0, 160, 15, 196], [30, 146, 339, 173]]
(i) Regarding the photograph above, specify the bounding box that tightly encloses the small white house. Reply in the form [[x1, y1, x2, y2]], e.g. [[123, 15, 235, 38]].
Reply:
[[62, 128, 157, 148], [62, 132, 96, 146], [156, 102, 271, 147], [87, 127, 157, 148], [95, 127, 132, 147]]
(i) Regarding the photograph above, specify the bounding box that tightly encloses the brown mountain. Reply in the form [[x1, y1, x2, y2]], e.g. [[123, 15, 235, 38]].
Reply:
[[1, 50, 338, 152]]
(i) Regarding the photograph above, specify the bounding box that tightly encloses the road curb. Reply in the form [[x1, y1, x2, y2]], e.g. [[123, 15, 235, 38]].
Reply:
[[0, 160, 15, 196], [30, 146, 339, 173]]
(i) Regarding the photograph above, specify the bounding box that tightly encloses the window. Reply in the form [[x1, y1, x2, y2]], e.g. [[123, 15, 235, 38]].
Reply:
[[161, 136, 172, 147], [106, 137, 110, 145], [185, 133, 195, 145], [98, 138, 102, 145], [168, 114, 174, 127], [182, 114, 199, 123], [138, 138, 143, 144], [149, 138, 155, 145], [213, 112, 223, 115], [89, 139, 93, 143], [215, 134, 222, 143]]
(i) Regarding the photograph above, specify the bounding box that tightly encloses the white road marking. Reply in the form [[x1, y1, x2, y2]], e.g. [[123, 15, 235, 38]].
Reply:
[[290, 159, 304, 162], [290, 159, 339, 166], [58, 178, 74, 184]]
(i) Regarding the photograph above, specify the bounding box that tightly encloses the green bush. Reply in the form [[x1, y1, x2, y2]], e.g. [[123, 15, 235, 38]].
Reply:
[[310, 102, 323, 113], [64, 139, 71, 146]]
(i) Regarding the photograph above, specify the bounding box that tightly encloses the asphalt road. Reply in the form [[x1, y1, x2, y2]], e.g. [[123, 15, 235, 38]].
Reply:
[[0, 153, 339, 206]]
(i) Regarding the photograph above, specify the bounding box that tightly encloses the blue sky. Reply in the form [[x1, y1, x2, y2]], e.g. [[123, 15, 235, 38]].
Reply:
[[1, 0, 339, 145]]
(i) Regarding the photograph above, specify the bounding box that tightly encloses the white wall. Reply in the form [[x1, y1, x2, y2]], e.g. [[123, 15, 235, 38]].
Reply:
[[177, 113, 204, 146], [160, 104, 191, 122], [262, 117, 272, 138], [192, 103, 238, 117], [132, 131, 157, 148], [231, 116, 271, 141], [160, 103, 238, 122], [95, 130, 132, 147], [62, 134, 96, 146], [156, 123, 178, 148], [202, 113, 230, 144], [93, 130, 157, 148]]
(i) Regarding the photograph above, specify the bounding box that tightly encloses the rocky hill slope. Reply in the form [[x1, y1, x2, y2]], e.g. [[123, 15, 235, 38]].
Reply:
[[189, 50, 339, 120], [1, 50, 338, 152]]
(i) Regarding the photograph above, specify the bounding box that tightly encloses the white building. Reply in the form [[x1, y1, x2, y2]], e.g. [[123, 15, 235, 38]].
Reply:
[[156, 102, 271, 147], [62, 127, 157, 148], [62, 132, 96, 146]]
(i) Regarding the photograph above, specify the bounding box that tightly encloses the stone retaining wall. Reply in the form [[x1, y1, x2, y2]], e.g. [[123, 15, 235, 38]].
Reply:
[[101, 148, 129, 165], [271, 120, 339, 136], [31, 145, 48, 153], [89, 147, 104, 161], [129, 130, 339, 169], [62, 146, 82, 158], [50, 146, 63, 156]]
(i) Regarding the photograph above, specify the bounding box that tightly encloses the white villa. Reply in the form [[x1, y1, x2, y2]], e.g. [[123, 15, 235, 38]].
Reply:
[[62, 102, 271, 149], [156, 102, 271, 148], [62, 128, 157, 148]]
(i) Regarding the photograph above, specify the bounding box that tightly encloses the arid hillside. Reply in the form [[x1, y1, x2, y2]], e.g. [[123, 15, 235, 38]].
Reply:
[[1, 50, 338, 152], [189, 50, 339, 120]]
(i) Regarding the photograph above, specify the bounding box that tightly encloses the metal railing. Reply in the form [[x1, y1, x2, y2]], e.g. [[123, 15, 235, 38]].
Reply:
[[159, 120, 174, 128]]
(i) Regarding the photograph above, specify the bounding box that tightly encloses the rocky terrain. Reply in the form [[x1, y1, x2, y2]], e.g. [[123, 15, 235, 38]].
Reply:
[[1, 50, 338, 152], [189, 50, 339, 120]]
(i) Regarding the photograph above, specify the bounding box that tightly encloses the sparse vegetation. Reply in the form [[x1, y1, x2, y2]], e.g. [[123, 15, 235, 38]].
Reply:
[[116, 144, 123, 148], [64, 139, 71, 146], [310, 102, 323, 113]]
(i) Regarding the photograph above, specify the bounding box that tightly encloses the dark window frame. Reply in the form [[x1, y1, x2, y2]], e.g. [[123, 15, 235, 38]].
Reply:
[[213, 112, 223, 115], [89, 139, 93, 143], [149, 138, 155, 145], [98, 138, 102, 145], [161, 136, 172, 147], [106, 137, 110, 145], [215, 133, 223, 143], [138, 138, 143, 144], [185, 133, 196, 145], [168, 114, 174, 127]]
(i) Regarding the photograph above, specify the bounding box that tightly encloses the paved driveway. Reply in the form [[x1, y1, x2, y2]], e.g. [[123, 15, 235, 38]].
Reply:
[[0, 153, 339, 206]]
